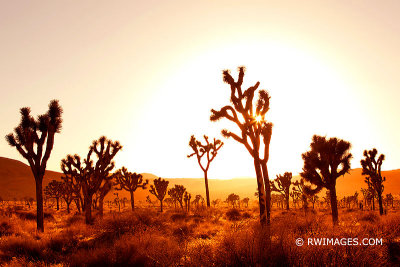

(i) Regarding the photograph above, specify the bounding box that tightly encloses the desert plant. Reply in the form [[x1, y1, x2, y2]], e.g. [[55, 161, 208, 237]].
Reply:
[[300, 135, 352, 225], [361, 148, 386, 215], [98, 180, 113, 217], [114, 167, 148, 211], [61, 136, 122, 224], [149, 177, 169, 212], [5, 100, 62, 231], [168, 185, 186, 209], [44, 179, 64, 211], [226, 193, 240, 208], [188, 135, 223, 207], [270, 172, 292, 210], [61, 174, 83, 213], [242, 197, 250, 208], [210, 67, 273, 225], [184, 192, 191, 212]]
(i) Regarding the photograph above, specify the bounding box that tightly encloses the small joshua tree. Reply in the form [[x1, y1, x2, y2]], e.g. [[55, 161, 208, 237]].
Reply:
[[60, 177, 75, 214], [292, 179, 309, 211], [242, 197, 250, 208], [226, 193, 240, 208], [270, 172, 293, 210], [115, 167, 148, 211], [210, 67, 273, 226], [6, 100, 62, 231], [301, 135, 352, 225], [168, 185, 186, 209], [61, 136, 122, 224], [44, 180, 64, 210], [98, 180, 113, 217], [61, 173, 83, 213], [188, 135, 223, 207], [184, 192, 192, 212], [149, 177, 169, 212], [361, 148, 386, 215]]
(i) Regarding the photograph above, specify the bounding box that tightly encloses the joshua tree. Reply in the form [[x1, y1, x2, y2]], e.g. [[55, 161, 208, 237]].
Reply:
[[300, 135, 352, 225], [61, 136, 122, 224], [61, 173, 83, 213], [361, 148, 386, 215], [309, 194, 319, 209], [193, 194, 204, 209], [385, 193, 394, 208], [149, 177, 169, 212], [292, 179, 309, 211], [183, 192, 191, 212], [188, 135, 223, 207], [44, 180, 64, 210], [242, 197, 250, 208], [114, 167, 148, 211], [5, 100, 62, 231], [60, 177, 75, 214], [168, 185, 186, 209], [226, 193, 240, 208], [210, 67, 273, 226], [270, 172, 293, 210], [212, 199, 221, 208]]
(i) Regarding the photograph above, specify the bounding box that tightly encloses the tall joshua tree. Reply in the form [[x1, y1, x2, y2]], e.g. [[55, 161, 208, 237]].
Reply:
[[61, 136, 122, 224], [361, 148, 386, 215], [300, 135, 352, 225], [270, 172, 292, 210], [44, 179, 64, 210], [210, 67, 273, 225], [168, 185, 186, 209], [6, 100, 62, 232], [188, 135, 223, 207], [149, 177, 169, 212], [115, 167, 148, 211]]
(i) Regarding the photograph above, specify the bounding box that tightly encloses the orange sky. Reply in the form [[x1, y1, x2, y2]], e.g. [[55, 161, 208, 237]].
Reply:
[[1, 1, 400, 180]]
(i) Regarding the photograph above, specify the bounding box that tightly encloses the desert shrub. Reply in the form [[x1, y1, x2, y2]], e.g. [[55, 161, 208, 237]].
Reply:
[[359, 212, 380, 223], [65, 214, 84, 227], [242, 211, 252, 219], [0, 236, 45, 262], [14, 211, 54, 221], [0, 221, 12, 237], [226, 208, 241, 221], [170, 212, 187, 222]]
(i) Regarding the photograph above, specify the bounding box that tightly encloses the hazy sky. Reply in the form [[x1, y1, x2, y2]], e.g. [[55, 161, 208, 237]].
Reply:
[[1, 0, 400, 179]]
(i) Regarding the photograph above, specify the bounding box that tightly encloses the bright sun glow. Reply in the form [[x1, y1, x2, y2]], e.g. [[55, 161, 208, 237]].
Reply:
[[255, 115, 262, 123]]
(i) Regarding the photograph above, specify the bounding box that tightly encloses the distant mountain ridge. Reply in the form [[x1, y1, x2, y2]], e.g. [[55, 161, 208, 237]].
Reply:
[[0, 156, 399, 201]]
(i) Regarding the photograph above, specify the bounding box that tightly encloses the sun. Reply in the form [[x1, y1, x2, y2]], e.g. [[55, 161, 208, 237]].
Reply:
[[255, 115, 262, 123]]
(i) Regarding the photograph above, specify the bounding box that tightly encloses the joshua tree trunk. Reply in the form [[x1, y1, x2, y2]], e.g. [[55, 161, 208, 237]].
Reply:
[[66, 201, 70, 214], [130, 191, 135, 211], [84, 197, 93, 224], [56, 198, 59, 210], [378, 193, 383, 215], [285, 194, 290, 210], [160, 200, 163, 212], [74, 199, 81, 213], [35, 178, 44, 232], [261, 162, 271, 225], [204, 171, 211, 207], [372, 195, 375, 210], [98, 196, 104, 217], [329, 186, 339, 225], [254, 157, 266, 225]]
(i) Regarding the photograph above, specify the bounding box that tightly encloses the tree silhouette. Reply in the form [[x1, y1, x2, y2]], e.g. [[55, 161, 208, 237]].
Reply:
[[184, 192, 191, 212], [61, 173, 83, 213], [168, 185, 186, 209], [300, 135, 352, 225], [361, 148, 386, 215], [60, 177, 75, 213], [242, 197, 250, 208], [61, 136, 122, 224], [292, 179, 309, 211], [210, 67, 273, 226], [115, 167, 148, 211], [149, 177, 169, 212], [5, 100, 62, 231], [188, 135, 223, 208], [226, 193, 240, 208], [270, 172, 293, 210], [44, 179, 64, 210]]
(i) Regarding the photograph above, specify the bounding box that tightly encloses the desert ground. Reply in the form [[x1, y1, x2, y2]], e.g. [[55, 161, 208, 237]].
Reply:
[[0, 200, 399, 267]]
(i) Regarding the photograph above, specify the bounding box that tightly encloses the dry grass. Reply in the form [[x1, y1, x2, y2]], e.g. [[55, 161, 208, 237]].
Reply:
[[0, 205, 399, 266]]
